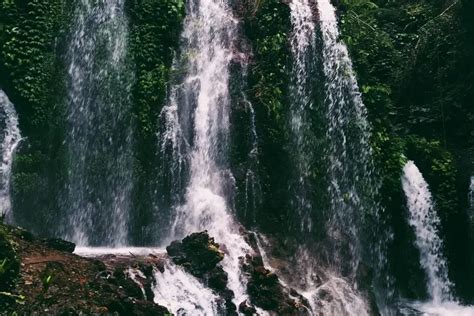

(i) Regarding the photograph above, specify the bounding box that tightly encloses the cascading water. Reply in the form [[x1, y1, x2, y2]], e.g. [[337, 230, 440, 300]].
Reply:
[[240, 62, 262, 226], [288, 0, 317, 233], [401, 161, 453, 303], [153, 262, 220, 315], [317, 0, 396, 312], [400, 161, 474, 315], [284, 0, 387, 314], [318, 0, 376, 276], [156, 0, 254, 310], [0, 90, 21, 222], [64, 0, 134, 246]]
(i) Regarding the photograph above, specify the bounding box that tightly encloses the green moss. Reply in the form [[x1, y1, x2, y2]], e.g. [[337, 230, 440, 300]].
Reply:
[[0, 0, 71, 236], [338, 0, 474, 299], [125, 0, 185, 243], [239, 0, 293, 234]]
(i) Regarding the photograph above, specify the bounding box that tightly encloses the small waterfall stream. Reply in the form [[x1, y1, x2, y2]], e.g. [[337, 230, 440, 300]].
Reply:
[[288, 0, 317, 233], [401, 161, 474, 315], [401, 161, 453, 302], [0, 90, 21, 222], [242, 97, 261, 225], [64, 0, 134, 246], [318, 0, 376, 275]]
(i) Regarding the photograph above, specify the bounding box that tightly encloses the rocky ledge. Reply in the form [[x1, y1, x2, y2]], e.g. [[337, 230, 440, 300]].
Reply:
[[0, 223, 169, 315], [1, 223, 310, 315]]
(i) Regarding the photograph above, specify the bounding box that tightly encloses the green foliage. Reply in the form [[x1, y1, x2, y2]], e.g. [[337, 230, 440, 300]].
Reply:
[[41, 273, 54, 292], [0, 0, 71, 235], [125, 0, 185, 242], [339, 0, 474, 299], [245, 1, 290, 117], [240, 0, 293, 233], [0, 224, 20, 293]]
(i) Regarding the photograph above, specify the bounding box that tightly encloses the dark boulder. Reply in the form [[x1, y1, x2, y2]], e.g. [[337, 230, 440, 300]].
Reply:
[[244, 255, 310, 314], [41, 238, 76, 253], [166, 231, 224, 276], [166, 231, 237, 314], [239, 300, 257, 315]]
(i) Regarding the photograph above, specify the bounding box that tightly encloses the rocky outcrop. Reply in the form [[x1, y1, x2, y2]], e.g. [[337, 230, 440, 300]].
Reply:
[[0, 223, 170, 315], [166, 231, 237, 314], [243, 254, 311, 314], [40, 238, 76, 253]]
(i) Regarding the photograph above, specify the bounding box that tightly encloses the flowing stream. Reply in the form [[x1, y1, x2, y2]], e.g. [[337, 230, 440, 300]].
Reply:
[[0, 90, 21, 222], [64, 0, 134, 246]]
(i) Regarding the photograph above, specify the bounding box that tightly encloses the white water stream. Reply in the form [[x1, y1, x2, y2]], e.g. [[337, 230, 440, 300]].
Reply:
[[401, 161, 453, 302], [289, 0, 317, 233], [401, 161, 474, 315], [64, 0, 134, 246], [157, 0, 254, 311], [0, 90, 21, 222]]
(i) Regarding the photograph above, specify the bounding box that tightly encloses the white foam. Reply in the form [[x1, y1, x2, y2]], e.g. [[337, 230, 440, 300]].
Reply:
[[410, 301, 474, 316], [74, 247, 164, 257], [153, 262, 219, 315]]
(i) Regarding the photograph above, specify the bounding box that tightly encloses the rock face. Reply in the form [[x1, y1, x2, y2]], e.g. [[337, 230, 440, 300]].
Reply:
[[0, 223, 170, 315], [166, 231, 237, 314], [243, 254, 311, 314]]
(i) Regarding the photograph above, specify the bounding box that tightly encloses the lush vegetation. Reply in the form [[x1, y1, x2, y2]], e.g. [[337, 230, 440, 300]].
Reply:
[[238, 0, 293, 233], [125, 0, 185, 244], [0, 0, 472, 308], [0, 0, 71, 236], [338, 0, 474, 300]]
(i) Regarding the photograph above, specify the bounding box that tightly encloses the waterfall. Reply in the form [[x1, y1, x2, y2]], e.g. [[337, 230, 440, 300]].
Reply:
[[288, 0, 317, 233], [317, 0, 395, 311], [0, 90, 21, 222], [318, 0, 376, 275], [64, 0, 134, 246], [158, 0, 253, 310], [284, 0, 389, 313], [401, 161, 453, 303]]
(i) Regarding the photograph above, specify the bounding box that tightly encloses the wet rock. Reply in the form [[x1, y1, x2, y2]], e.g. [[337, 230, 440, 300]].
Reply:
[[166, 231, 237, 314], [167, 231, 224, 276], [0, 222, 170, 315], [239, 300, 257, 315], [115, 271, 144, 300], [244, 255, 310, 314], [41, 238, 76, 253]]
